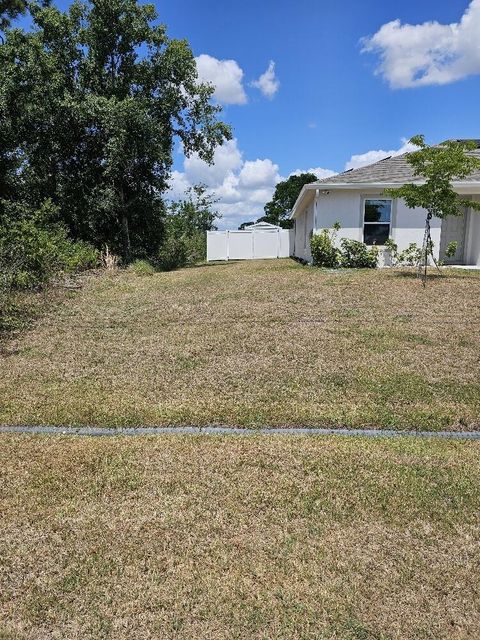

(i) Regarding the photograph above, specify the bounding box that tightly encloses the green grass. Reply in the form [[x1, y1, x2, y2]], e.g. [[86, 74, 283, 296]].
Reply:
[[1, 434, 479, 639], [0, 259, 479, 430]]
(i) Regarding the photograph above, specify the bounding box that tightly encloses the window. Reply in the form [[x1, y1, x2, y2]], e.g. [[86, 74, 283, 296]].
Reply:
[[363, 199, 392, 245]]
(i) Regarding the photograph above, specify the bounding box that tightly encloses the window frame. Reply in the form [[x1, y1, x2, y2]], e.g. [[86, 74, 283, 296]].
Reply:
[[362, 197, 393, 246]]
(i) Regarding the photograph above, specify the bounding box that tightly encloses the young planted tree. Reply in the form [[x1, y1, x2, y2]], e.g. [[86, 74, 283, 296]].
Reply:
[[387, 136, 480, 282]]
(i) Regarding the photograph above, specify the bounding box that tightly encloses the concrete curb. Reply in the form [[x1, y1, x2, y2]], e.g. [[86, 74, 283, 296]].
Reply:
[[0, 425, 479, 439]]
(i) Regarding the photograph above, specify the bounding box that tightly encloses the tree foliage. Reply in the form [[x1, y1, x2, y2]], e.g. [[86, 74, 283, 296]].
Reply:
[[0, 0, 231, 259], [0, 0, 27, 31], [167, 184, 220, 236], [261, 173, 318, 228], [158, 184, 219, 270], [386, 136, 480, 220]]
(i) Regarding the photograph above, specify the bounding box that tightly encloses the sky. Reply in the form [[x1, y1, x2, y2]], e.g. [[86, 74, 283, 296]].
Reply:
[[21, 0, 480, 227]]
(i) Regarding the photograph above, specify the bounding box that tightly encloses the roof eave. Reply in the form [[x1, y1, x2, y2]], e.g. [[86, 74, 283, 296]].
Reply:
[[290, 184, 318, 219], [290, 179, 480, 220]]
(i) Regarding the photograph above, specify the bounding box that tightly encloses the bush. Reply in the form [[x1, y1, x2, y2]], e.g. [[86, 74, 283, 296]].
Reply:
[[156, 231, 206, 272], [445, 241, 458, 259], [0, 201, 98, 291], [157, 234, 188, 271], [310, 223, 341, 268], [385, 239, 423, 267], [399, 243, 422, 266], [128, 259, 156, 276], [340, 239, 379, 269]]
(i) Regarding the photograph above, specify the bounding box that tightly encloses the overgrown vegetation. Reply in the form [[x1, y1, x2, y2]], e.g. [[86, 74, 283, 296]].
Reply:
[[0, 0, 229, 330], [159, 185, 220, 270], [0, 200, 98, 334], [310, 223, 379, 269]]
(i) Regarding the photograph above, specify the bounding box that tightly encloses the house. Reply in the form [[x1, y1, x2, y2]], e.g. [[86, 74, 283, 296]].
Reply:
[[291, 145, 480, 266]]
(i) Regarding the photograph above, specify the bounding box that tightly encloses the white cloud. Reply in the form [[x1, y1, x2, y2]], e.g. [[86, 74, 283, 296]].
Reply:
[[290, 167, 337, 180], [239, 159, 280, 188], [251, 61, 280, 98], [362, 0, 480, 88], [344, 138, 419, 170], [183, 139, 243, 187], [195, 54, 247, 104], [167, 139, 282, 228], [168, 170, 192, 200]]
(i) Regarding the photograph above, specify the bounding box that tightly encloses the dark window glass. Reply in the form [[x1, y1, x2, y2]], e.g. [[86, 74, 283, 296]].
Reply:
[[363, 224, 390, 245], [364, 199, 392, 223]]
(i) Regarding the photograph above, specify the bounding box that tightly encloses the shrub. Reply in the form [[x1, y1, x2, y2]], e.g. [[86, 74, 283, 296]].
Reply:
[[157, 234, 188, 271], [128, 259, 156, 276], [310, 223, 341, 268], [384, 239, 424, 267], [340, 239, 379, 269], [398, 243, 423, 266], [184, 232, 207, 265], [384, 238, 398, 263], [445, 241, 458, 259], [0, 202, 98, 290], [156, 230, 207, 272]]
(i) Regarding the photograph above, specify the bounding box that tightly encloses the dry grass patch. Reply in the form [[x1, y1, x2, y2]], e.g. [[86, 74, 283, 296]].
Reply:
[[0, 259, 479, 429], [1, 434, 479, 639]]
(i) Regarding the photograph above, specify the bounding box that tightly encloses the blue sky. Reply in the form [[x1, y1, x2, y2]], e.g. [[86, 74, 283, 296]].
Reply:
[[20, 0, 480, 226]]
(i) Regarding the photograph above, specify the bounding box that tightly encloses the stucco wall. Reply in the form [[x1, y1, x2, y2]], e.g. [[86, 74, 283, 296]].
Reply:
[[465, 197, 480, 265], [293, 201, 314, 261], [312, 191, 441, 261]]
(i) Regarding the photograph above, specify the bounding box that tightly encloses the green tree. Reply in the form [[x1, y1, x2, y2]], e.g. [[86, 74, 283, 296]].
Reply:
[[261, 173, 318, 228], [167, 184, 220, 235], [387, 136, 480, 280], [158, 184, 219, 270], [0, 0, 231, 259], [0, 0, 27, 31], [238, 221, 254, 230]]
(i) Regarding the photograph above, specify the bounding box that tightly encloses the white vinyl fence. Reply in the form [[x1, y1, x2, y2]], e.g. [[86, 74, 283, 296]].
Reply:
[[207, 223, 293, 262]]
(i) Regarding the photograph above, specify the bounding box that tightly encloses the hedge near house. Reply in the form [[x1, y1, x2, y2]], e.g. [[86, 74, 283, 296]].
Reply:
[[311, 223, 378, 269]]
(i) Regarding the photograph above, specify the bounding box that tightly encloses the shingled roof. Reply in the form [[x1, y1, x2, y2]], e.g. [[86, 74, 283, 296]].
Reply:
[[315, 148, 480, 185]]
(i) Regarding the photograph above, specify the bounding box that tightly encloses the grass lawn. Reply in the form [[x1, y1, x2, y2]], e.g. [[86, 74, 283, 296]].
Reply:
[[1, 259, 479, 430], [1, 434, 479, 639]]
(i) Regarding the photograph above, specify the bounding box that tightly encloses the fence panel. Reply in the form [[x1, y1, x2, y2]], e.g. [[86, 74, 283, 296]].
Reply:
[[206, 232, 228, 261], [228, 231, 254, 260], [253, 230, 279, 259]]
